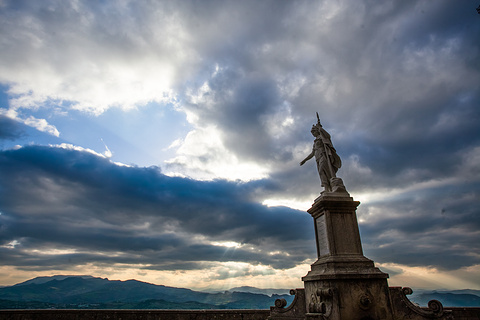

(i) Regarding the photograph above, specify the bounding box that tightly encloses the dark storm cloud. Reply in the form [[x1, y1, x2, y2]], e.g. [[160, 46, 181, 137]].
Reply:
[[0, 116, 24, 141], [358, 181, 480, 270], [173, 0, 480, 192], [197, 75, 286, 162], [1, 144, 477, 273], [0, 145, 314, 271]]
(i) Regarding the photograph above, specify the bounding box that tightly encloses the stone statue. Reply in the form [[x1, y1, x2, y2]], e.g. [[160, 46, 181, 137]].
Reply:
[[300, 113, 347, 194]]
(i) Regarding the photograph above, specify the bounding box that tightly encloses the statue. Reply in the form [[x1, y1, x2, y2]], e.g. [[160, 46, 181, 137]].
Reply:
[[300, 113, 347, 194]]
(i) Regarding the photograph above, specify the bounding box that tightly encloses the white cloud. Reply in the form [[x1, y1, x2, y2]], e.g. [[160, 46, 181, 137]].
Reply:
[[1, 240, 20, 249], [52, 143, 107, 158], [0, 1, 191, 116], [379, 262, 480, 290], [165, 126, 269, 181], [0, 261, 310, 291], [0, 108, 60, 137], [262, 198, 311, 212], [101, 138, 113, 158], [24, 116, 60, 137]]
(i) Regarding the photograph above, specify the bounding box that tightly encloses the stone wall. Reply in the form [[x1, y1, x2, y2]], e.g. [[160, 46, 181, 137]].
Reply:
[[1, 307, 480, 320], [447, 308, 480, 320], [0, 309, 270, 320]]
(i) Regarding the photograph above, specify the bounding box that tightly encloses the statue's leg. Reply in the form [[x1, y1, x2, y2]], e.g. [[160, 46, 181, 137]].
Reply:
[[316, 161, 326, 190], [318, 159, 331, 192]]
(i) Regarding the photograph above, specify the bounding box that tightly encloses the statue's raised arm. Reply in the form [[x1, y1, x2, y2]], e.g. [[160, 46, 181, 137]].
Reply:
[[300, 113, 347, 195]]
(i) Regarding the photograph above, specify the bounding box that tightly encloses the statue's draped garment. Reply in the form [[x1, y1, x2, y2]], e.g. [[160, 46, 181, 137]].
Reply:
[[313, 127, 342, 191]]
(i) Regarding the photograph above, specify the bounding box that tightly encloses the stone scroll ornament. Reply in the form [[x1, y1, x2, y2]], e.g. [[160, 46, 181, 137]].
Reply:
[[300, 113, 347, 194]]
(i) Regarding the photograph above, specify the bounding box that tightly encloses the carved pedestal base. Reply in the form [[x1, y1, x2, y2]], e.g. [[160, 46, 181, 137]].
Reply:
[[302, 254, 392, 320], [269, 193, 462, 320]]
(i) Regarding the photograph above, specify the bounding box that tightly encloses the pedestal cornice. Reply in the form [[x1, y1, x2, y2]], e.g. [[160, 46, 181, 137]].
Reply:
[[308, 194, 360, 218]]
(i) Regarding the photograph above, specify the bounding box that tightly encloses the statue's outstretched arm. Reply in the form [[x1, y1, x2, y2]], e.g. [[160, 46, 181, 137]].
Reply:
[[300, 151, 314, 166]]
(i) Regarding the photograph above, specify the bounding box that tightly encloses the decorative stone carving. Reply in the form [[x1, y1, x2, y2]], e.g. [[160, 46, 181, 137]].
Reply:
[[389, 287, 453, 319], [300, 113, 347, 195], [308, 287, 334, 317], [269, 289, 306, 320]]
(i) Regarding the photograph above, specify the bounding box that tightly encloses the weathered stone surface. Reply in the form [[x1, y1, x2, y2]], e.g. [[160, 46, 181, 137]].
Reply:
[[2, 305, 479, 320], [0, 309, 270, 320], [307, 195, 363, 258], [304, 278, 394, 320], [299, 114, 345, 194], [389, 286, 454, 320], [301, 195, 393, 320], [269, 289, 306, 320], [446, 307, 480, 320]]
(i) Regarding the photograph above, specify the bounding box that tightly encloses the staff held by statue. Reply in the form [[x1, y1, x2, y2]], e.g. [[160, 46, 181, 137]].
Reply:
[[315, 112, 337, 180]]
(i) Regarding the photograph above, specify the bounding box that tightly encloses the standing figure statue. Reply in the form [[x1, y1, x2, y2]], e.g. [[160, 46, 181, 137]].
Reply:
[[300, 113, 347, 194]]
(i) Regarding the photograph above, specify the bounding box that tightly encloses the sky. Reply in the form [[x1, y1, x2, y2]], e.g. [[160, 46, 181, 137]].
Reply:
[[0, 0, 479, 291]]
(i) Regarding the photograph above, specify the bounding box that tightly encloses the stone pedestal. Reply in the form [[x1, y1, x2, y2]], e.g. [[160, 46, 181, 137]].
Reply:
[[269, 192, 462, 320], [301, 193, 393, 320]]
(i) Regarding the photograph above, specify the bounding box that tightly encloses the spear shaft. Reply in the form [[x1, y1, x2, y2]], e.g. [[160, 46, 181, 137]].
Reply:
[[316, 112, 336, 180]]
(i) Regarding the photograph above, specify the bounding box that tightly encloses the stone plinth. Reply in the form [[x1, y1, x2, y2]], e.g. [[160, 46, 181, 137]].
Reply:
[[302, 193, 393, 320], [308, 194, 362, 257]]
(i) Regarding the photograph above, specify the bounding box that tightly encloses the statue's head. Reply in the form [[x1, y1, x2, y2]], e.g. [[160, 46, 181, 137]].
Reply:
[[311, 125, 320, 136]]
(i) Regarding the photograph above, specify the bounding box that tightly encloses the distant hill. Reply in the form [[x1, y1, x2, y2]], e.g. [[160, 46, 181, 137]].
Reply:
[[0, 275, 293, 309], [408, 290, 480, 307], [227, 286, 291, 297], [440, 289, 480, 297], [14, 275, 95, 286], [1, 275, 479, 309]]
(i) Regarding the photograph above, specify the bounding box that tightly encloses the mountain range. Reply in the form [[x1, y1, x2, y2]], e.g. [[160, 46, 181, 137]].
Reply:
[[0, 275, 479, 309], [408, 289, 480, 308], [0, 275, 293, 309]]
